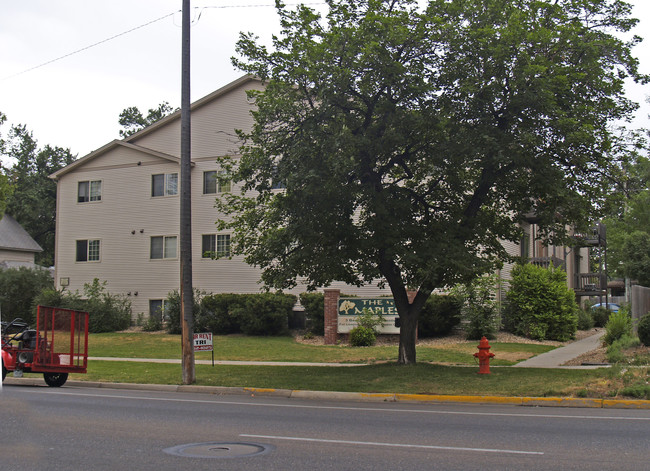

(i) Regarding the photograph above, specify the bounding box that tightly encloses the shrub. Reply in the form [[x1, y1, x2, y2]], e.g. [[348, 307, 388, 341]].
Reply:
[[606, 333, 640, 363], [165, 289, 206, 334], [452, 275, 500, 340], [34, 279, 131, 333], [418, 294, 463, 338], [236, 293, 296, 336], [0, 266, 54, 326], [197, 293, 296, 336], [299, 293, 324, 335], [603, 308, 633, 346], [355, 307, 385, 332], [591, 307, 611, 328], [198, 293, 244, 335], [637, 313, 650, 347], [142, 315, 163, 332], [503, 263, 578, 341], [576, 309, 595, 331], [349, 325, 376, 347]]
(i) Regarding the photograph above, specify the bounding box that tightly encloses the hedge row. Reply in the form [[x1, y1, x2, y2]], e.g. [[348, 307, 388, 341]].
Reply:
[[166, 292, 296, 336]]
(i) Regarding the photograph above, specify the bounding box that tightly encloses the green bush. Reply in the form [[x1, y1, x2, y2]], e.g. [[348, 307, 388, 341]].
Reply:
[[196, 293, 296, 336], [349, 326, 376, 346], [576, 309, 595, 331], [637, 313, 650, 347], [165, 289, 206, 334], [418, 294, 463, 338], [452, 275, 500, 340], [142, 315, 163, 332], [236, 293, 296, 336], [0, 266, 53, 326], [503, 263, 578, 341], [198, 293, 244, 335], [34, 279, 131, 333], [606, 333, 640, 363], [299, 292, 324, 335], [603, 308, 633, 346], [591, 307, 611, 328]]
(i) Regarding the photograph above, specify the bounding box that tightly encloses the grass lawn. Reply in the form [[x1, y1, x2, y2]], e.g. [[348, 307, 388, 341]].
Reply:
[[67, 360, 613, 398], [59, 331, 633, 399], [87, 332, 555, 366]]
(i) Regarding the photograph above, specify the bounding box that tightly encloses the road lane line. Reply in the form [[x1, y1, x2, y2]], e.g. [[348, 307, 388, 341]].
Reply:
[[240, 433, 545, 455]]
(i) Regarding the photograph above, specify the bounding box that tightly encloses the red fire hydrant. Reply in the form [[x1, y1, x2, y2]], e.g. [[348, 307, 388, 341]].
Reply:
[[474, 336, 495, 374]]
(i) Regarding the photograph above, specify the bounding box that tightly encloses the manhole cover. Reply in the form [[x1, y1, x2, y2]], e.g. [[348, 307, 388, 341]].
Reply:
[[163, 442, 273, 459]]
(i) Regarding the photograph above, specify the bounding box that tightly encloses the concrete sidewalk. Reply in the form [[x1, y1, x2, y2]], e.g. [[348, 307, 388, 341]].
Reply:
[[90, 331, 609, 369], [513, 330, 607, 369], [88, 357, 364, 367]]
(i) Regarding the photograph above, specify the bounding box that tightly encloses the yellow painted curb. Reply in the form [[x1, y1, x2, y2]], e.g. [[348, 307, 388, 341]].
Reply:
[[395, 393, 522, 405], [602, 398, 650, 409], [522, 397, 602, 408]]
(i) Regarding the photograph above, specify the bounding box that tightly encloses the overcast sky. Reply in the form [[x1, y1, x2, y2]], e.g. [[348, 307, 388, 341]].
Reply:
[[1, 1, 649, 158]]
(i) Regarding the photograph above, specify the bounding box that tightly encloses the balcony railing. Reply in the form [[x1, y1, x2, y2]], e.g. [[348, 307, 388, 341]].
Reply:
[[574, 273, 607, 294], [529, 256, 565, 270]]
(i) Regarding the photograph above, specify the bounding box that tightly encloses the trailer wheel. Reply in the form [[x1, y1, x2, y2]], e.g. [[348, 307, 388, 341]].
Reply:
[[43, 372, 68, 387]]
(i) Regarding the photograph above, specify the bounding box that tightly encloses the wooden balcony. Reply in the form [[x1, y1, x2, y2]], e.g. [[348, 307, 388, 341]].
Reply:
[[574, 273, 607, 296], [529, 256, 565, 270]]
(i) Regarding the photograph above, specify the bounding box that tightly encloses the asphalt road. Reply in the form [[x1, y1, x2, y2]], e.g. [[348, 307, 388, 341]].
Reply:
[[1, 384, 649, 470]]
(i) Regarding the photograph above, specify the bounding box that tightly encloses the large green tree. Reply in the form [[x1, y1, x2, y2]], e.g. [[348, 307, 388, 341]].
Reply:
[[118, 102, 177, 138], [220, 0, 646, 364], [604, 156, 650, 282], [0, 112, 15, 216], [1, 118, 76, 266]]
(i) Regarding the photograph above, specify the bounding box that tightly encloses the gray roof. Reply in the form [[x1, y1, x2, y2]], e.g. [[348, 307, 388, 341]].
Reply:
[[0, 215, 43, 253]]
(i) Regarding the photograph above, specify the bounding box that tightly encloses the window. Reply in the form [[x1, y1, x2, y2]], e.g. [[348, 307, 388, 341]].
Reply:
[[217, 234, 231, 257], [202, 234, 230, 258], [150, 236, 177, 259], [201, 234, 215, 258], [76, 239, 100, 262], [152, 173, 178, 197], [78, 180, 102, 202], [203, 170, 231, 194], [149, 300, 168, 321]]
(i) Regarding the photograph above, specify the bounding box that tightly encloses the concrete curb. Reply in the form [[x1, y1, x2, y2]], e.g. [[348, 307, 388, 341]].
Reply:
[[4, 377, 649, 409]]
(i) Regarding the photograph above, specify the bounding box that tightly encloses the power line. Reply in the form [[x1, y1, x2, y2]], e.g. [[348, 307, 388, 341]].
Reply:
[[1, 3, 327, 82], [1, 12, 177, 81]]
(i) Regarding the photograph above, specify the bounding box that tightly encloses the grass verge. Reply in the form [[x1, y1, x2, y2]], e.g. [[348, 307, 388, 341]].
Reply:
[[88, 332, 554, 366], [65, 361, 611, 398]]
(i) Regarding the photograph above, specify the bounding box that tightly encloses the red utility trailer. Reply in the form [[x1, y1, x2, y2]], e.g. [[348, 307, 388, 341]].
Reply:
[[2, 306, 89, 387]]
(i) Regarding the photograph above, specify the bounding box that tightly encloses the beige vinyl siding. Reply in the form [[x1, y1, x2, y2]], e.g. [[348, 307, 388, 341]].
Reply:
[[0, 249, 35, 264], [130, 79, 264, 159]]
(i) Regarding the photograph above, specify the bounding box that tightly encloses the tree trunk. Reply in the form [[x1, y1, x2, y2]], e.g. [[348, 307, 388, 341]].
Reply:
[[397, 309, 418, 364]]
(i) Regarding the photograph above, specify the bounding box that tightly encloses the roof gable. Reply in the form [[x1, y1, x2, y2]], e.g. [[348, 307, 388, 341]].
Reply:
[[50, 75, 258, 180], [0, 215, 43, 253], [49, 141, 183, 180]]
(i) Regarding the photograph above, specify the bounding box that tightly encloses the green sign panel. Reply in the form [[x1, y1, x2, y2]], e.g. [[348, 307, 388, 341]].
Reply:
[[337, 297, 399, 334]]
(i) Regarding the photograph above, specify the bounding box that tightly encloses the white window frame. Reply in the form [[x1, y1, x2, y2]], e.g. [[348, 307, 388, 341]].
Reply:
[[152, 173, 178, 197], [150, 235, 177, 259], [216, 234, 231, 258], [78, 180, 102, 203], [76, 239, 101, 262], [203, 170, 231, 194], [201, 233, 230, 258]]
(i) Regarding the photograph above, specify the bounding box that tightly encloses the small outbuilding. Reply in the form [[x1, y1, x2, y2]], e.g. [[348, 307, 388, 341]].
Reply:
[[0, 214, 43, 268]]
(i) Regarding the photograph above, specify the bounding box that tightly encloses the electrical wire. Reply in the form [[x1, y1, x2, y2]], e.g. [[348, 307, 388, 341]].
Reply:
[[1, 12, 177, 81], [1, 3, 327, 82]]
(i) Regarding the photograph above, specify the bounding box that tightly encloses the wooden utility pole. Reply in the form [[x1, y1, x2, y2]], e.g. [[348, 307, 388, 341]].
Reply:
[[180, 0, 195, 384]]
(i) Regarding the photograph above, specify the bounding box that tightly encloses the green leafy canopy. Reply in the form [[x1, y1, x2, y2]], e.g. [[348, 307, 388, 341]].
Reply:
[[219, 0, 647, 363]]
